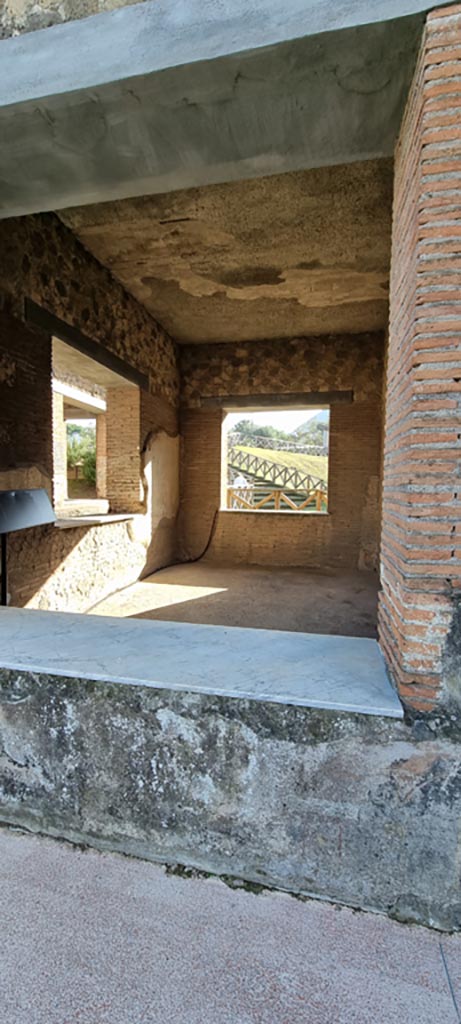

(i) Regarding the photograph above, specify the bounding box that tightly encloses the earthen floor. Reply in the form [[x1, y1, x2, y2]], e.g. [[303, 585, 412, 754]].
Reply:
[[89, 562, 378, 637], [1, 828, 459, 1024]]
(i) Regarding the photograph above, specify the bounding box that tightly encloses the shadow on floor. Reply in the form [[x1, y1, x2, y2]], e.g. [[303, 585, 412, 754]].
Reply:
[[89, 561, 379, 637]]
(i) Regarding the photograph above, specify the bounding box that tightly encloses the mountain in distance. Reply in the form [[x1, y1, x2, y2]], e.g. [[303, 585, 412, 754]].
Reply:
[[291, 409, 330, 437]]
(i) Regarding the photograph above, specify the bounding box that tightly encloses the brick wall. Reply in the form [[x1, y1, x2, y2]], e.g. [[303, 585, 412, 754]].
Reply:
[[96, 414, 107, 499], [379, 4, 461, 711], [179, 408, 223, 558], [179, 334, 384, 570]]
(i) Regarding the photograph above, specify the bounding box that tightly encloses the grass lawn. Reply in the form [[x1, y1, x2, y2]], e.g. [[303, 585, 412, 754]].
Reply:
[[233, 445, 328, 483]]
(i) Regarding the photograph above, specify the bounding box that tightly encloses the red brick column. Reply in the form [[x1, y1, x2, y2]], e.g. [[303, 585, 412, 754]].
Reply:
[[379, 5, 461, 711], [106, 386, 142, 513], [95, 413, 107, 499], [52, 389, 67, 508]]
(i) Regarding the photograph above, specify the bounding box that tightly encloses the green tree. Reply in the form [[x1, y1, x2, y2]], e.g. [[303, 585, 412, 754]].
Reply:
[[233, 420, 292, 441], [66, 423, 96, 485]]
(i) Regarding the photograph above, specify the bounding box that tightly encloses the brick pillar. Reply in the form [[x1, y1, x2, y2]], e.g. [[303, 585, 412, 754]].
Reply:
[[52, 390, 67, 508], [106, 386, 142, 513], [379, 5, 461, 711], [95, 413, 107, 499]]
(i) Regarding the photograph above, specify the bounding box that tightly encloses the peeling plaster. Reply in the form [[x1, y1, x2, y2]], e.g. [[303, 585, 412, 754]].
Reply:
[[61, 159, 393, 343]]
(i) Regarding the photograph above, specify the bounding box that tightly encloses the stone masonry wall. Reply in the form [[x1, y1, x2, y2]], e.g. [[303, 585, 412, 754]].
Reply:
[[0, 214, 179, 404], [1, 667, 460, 931], [8, 518, 148, 610], [379, 5, 461, 712], [0, 309, 162, 609], [0, 0, 147, 38], [179, 333, 384, 571], [0, 214, 180, 609]]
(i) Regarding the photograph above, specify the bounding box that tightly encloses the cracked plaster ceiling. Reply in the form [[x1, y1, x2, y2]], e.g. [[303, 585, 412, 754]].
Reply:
[[60, 159, 393, 344]]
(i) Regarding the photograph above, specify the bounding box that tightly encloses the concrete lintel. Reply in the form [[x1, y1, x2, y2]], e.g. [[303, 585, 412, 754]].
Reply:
[[203, 391, 353, 410], [27, 301, 148, 391], [52, 379, 106, 414], [0, 0, 443, 217]]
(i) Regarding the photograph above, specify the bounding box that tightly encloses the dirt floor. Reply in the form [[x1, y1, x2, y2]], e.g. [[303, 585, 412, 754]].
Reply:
[[89, 562, 378, 637]]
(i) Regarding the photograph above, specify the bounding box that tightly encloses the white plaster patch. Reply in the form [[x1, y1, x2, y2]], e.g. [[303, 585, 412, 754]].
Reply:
[[156, 708, 201, 746]]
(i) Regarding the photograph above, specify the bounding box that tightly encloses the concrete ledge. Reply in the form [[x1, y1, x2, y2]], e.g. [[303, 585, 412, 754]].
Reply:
[[0, 607, 402, 717]]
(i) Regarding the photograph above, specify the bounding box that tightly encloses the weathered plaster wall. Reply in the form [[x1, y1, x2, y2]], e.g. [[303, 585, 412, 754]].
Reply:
[[0, 668, 460, 931], [0, 0, 147, 38], [143, 431, 180, 576], [61, 159, 393, 343], [179, 334, 383, 570], [0, 215, 180, 609]]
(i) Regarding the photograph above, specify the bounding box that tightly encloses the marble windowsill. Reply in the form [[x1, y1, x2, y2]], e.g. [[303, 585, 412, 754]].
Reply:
[[0, 608, 403, 719], [220, 509, 329, 517], [54, 514, 134, 529]]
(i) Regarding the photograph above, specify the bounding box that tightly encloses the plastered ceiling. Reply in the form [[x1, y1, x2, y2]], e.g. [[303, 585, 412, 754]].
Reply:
[[61, 159, 393, 344]]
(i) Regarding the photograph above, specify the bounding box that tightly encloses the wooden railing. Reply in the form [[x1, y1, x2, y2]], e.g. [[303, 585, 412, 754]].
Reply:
[[227, 486, 327, 512], [228, 446, 326, 492], [228, 433, 328, 457]]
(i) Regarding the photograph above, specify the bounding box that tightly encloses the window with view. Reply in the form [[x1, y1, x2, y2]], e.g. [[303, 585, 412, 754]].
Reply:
[[222, 407, 329, 513]]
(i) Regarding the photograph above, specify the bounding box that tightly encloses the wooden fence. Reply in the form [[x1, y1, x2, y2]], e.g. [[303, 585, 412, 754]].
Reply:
[[228, 433, 328, 457], [227, 486, 327, 512]]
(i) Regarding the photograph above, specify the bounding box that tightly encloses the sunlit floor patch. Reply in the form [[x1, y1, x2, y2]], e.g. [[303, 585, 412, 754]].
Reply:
[[88, 561, 378, 638]]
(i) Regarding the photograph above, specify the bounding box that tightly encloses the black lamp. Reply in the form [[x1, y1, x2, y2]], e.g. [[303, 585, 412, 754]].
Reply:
[[0, 489, 56, 606]]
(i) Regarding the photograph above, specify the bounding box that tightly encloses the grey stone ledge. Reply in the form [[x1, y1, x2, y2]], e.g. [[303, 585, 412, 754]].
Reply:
[[0, 607, 403, 719]]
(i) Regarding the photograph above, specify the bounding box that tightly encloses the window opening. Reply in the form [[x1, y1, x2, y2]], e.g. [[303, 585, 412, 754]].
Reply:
[[51, 336, 139, 519], [222, 407, 329, 513]]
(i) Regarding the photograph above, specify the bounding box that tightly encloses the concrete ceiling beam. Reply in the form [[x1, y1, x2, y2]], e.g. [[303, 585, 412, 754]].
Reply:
[[0, 0, 446, 217]]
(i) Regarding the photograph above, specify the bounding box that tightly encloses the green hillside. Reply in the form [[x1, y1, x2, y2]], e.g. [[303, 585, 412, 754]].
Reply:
[[233, 445, 328, 483]]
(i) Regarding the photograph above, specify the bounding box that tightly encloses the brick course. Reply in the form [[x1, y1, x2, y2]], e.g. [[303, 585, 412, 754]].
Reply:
[[379, 4, 461, 710]]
